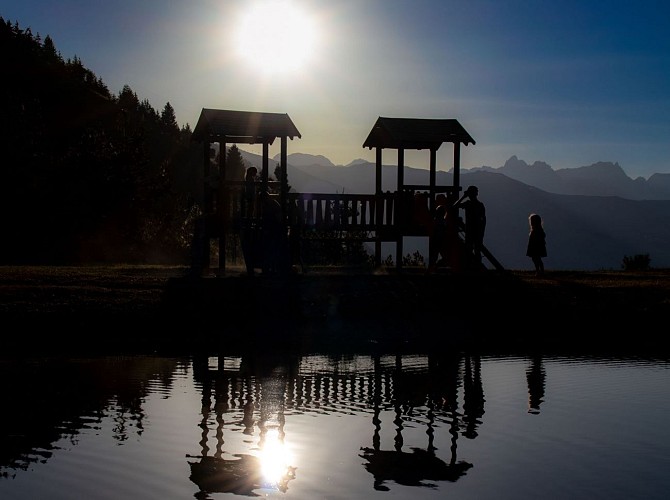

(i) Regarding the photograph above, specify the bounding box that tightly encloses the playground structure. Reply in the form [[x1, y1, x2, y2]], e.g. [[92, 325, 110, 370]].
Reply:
[[190, 108, 504, 276]]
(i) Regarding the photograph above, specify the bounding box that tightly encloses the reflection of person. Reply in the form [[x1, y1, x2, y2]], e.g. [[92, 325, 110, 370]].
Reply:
[[526, 355, 546, 414], [454, 186, 486, 267], [526, 213, 546, 275]]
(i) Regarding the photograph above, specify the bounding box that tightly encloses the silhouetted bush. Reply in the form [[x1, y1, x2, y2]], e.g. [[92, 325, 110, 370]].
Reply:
[[403, 250, 426, 267], [383, 251, 426, 268], [622, 254, 651, 271]]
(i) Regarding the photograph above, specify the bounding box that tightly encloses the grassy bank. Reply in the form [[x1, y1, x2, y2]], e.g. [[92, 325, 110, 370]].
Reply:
[[1, 265, 669, 355]]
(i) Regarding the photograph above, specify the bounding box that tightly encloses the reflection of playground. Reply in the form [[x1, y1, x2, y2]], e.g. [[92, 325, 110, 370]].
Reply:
[[189, 351, 487, 495], [188, 353, 298, 497], [188, 454, 295, 498], [360, 353, 480, 490]]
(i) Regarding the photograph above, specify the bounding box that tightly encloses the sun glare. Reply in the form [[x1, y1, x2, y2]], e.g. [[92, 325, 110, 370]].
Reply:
[[233, 1, 318, 75], [260, 429, 295, 487]]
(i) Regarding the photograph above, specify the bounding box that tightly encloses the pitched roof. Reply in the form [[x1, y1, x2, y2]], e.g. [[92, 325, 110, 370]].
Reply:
[[192, 108, 302, 144], [363, 117, 475, 150]]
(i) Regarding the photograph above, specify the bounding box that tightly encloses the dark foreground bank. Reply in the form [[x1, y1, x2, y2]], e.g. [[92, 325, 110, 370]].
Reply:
[[1, 266, 669, 356]]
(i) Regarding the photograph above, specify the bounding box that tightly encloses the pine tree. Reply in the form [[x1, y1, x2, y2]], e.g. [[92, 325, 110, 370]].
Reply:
[[227, 144, 246, 181], [160, 102, 178, 133]]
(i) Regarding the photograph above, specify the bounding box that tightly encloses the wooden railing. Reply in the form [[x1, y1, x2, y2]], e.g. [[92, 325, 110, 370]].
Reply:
[[204, 183, 504, 271], [287, 193, 393, 232], [218, 184, 461, 239]]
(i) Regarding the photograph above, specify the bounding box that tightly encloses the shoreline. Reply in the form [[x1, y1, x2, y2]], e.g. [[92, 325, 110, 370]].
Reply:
[[2, 265, 669, 356]]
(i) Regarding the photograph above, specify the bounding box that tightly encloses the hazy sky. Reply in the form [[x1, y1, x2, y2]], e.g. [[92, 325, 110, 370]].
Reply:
[[2, 0, 669, 178]]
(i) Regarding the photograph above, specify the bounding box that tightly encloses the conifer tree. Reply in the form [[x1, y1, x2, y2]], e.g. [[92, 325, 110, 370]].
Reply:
[[226, 144, 246, 181]]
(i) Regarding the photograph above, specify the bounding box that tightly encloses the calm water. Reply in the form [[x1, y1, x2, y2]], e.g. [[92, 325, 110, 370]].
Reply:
[[1, 351, 670, 499]]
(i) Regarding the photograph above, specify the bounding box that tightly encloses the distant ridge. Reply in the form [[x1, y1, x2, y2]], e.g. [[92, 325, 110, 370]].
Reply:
[[272, 152, 335, 168], [264, 152, 670, 200], [235, 148, 670, 270], [472, 155, 670, 200]]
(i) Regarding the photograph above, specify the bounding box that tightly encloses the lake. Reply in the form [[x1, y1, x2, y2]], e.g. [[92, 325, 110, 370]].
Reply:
[[1, 350, 669, 499]]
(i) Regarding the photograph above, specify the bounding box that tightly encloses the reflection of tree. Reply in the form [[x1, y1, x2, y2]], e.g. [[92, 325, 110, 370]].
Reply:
[[359, 353, 474, 491], [526, 355, 546, 414], [0, 357, 182, 477]]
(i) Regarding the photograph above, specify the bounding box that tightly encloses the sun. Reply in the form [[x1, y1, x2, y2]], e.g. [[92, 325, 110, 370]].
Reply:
[[233, 1, 318, 75]]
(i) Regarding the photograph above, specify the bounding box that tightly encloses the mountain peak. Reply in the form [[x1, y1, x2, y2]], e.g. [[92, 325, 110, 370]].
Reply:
[[502, 156, 553, 172], [346, 158, 371, 167], [571, 161, 626, 176], [275, 152, 335, 168]]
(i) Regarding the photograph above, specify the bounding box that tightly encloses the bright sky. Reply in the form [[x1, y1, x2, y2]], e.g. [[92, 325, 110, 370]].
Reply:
[[2, 0, 669, 178]]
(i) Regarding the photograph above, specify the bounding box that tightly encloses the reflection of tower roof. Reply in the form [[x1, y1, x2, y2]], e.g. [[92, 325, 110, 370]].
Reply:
[[189, 455, 262, 496], [188, 454, 296, 496], [359, 447, 472, 487]]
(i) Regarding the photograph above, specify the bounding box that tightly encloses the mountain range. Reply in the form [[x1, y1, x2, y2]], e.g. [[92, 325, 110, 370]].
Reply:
[[236, 150, 670, 271]]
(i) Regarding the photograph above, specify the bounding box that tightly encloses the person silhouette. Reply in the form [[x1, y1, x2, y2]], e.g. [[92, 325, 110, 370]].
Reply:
[[428, 193, 463, 272], [526, 213, 546, 275], [242, 166, 258, 219], [454, 186, 486, 268], [240, 167, 259, 275]]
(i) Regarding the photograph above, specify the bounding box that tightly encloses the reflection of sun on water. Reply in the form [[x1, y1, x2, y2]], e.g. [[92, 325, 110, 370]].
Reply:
[[233, 1, 318, 75], [260, 428, 295, 486]]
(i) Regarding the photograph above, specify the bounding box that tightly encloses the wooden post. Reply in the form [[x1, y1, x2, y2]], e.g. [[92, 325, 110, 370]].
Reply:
[[453, 142, 461, 194], [429, 148, 437, 269], [375, 147, 382, 267], [396, 148, 404, 271], [429, 149, 437, 212], [280, 136, 288, 221], [262, 142, 269, 191], [202, 140, 211, 211], [218, 140, 227, 276]]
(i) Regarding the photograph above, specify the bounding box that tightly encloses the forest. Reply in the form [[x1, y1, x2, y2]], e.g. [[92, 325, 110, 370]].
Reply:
[[1, 17, 210, 265]]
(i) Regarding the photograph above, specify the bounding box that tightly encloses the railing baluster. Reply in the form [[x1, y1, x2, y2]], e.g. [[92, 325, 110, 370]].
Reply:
[[369, 197, 376, 227], [359, 199, 366, 227], [351, 199, 358, 228], [386, 196, 394, 226], [328, 197, 333, 227], [307, 198, 315, 226], [332, 196, 339, 228], [316, 198, 323, 226]]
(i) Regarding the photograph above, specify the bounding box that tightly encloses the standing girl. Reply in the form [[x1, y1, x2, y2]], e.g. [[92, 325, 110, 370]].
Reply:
[[526, 213, 547, 275]]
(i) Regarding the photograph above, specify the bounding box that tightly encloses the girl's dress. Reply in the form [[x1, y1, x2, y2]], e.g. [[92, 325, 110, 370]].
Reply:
[[526, 227, 547, 257]]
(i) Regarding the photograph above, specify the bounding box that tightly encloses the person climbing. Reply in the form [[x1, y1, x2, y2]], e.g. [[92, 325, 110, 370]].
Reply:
[[454, 185, 486, 269]]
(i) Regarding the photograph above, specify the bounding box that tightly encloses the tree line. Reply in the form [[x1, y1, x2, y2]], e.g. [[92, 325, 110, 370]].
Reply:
[[1, 17, 201, 264], [1, 17, 380, 269]]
